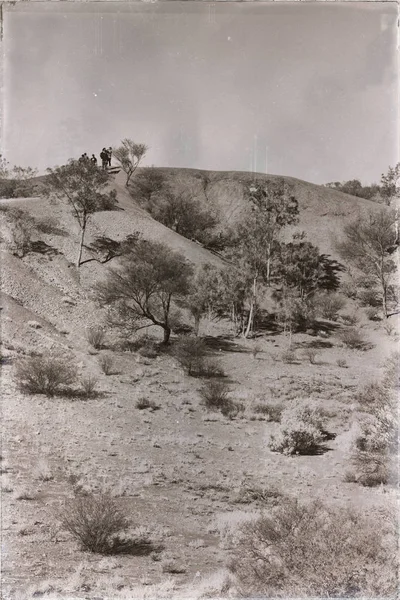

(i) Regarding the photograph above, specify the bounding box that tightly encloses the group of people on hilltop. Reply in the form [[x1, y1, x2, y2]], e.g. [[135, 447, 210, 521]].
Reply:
[[78, 147, 112, 170]]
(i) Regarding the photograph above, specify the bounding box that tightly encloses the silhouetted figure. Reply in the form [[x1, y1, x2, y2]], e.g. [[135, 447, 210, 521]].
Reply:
[[107, 147, 112, 167], [91, 154, 97, 165], [100, 148, 108, 170]]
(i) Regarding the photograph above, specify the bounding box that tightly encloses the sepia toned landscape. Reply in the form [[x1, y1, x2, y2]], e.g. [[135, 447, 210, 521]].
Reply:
[[1, 3, 399, 599]]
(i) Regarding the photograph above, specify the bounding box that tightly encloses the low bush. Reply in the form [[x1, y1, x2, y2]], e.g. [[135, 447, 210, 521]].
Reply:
[[200, 380, 242, 418], [200, 380, 230, 411], [336, 357, 347, 368], [349, 451, 390, 487], [135, 397, 159, 411], [339, 328, 371, 350], [365, 306, 381, 321], [229, 497, 398, 597], [173, 336, 207, 375], [314, 292, 346, 321], [81, 376, 99, 398], [340, 312, 359, 326], [281, 348, 297, 364], [269, 403, 325, 455], [138, 341, 159, 358], [61, 494, 156, 555], [303, 348, 318, 364], [253, 403, 283, 422], [15, 355, 77, 397], [86, 326, 106, 349], [98, 354, 114, 375], [358, 287, 381, 307]]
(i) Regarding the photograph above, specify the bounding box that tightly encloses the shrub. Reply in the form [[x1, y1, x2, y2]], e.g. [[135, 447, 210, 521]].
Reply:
[[61, 494, 131, 554], [138, 341, 159, 359], [341, 280, 358, 299], [229, 497, 398, 597], [339, 328, 371, 350], [98, 354, 114, 375], [135, 397, 159, 411], [81, 375, 98, 398], [315, 292, 346, 321], [281, 348, 297, 363], [15, 355, 77, 396], [336, 358, 347, 368], [86, 326, 106, 349], [350, 451, 390, 487], [269, 403, 325, 455], [303, 348, 318, 364], [358, 287, 381, 307], [253, 403, 283, 422], [173, 336, 207, 375], [355, 381, 391, 409], [365, 306, 381, 321], [340, 312, 359, 326], [200, 380, 230, 411]]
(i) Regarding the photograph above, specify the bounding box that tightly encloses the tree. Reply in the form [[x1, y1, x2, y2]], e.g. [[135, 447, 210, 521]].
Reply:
[[95, 240, 193, 344], [113, 139, 148, 187], [182, 264, 227, 335], [380, 163, 400, 206], [141, 182, 218, 245], [336, 209, 398, 318], [130, 167, 167, 203], [273, 236, 344, 299], [45, 159, 118, 267], [80, 233, 141, 267], [0, 154, 38, 198], [233, 178, 299, 337]]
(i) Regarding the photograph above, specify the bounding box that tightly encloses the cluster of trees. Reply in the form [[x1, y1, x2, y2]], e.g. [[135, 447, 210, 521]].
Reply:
[[3, 141, 398, 338], [0, 154, 38, 198], [94, 178, 350, 343], [37, 148, 399, 341], [324, 162, 400, 205]]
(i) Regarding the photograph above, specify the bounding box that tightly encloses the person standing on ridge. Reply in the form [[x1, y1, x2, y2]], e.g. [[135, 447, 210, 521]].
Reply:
[[100, 148, 108, 170], [91, 154, 97, 165], [107, 147, 112, 167]]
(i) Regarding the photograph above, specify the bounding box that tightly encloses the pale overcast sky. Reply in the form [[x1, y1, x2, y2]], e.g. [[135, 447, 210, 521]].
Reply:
[[3, 2, 399, 184]]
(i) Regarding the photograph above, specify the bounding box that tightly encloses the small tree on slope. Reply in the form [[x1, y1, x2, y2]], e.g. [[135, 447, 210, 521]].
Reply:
[[113, 139, 148, 187], [45, 159, 117, 267], [233, 178, 299, 337], [94, 240, 193, 344], [336, 208, 398, 318]]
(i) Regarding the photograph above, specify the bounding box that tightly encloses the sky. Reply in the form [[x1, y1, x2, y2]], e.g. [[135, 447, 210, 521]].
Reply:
[[3, 1, 399, 184]]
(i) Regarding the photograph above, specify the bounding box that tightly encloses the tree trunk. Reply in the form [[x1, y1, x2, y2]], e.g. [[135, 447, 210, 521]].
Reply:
[[244, 276, 257, 338], [162, 326, 171, 344], [77, 222, 86, 267], [244, 299, 254, 338], [194, 315, 201, 336], [266, 244, 272, 286], [382, 284, 389, 319]]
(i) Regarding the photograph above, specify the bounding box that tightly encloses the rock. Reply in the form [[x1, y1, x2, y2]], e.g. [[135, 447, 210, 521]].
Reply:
[[27, 320, 42, 329]]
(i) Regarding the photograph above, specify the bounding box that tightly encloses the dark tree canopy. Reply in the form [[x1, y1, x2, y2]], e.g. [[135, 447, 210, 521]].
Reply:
[[45, 159, 118, 266], [95, 240, 193, 343]]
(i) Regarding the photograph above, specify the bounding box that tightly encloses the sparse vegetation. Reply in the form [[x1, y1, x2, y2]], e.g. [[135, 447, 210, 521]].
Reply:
[[173, 336, 208, 375], [113, 139, 148, 187], [269, 403, 326, 455], [86, 326, 106, 349], [303, 347, 318, 364], [45, 159, 118, 266], [61, 494, 156, 555], [81, 375, 99, 397], [98, 354, 114, 375], [15, 355, 77, 397], [229, 498, 398, 597], [339, 328, 371, 350]]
